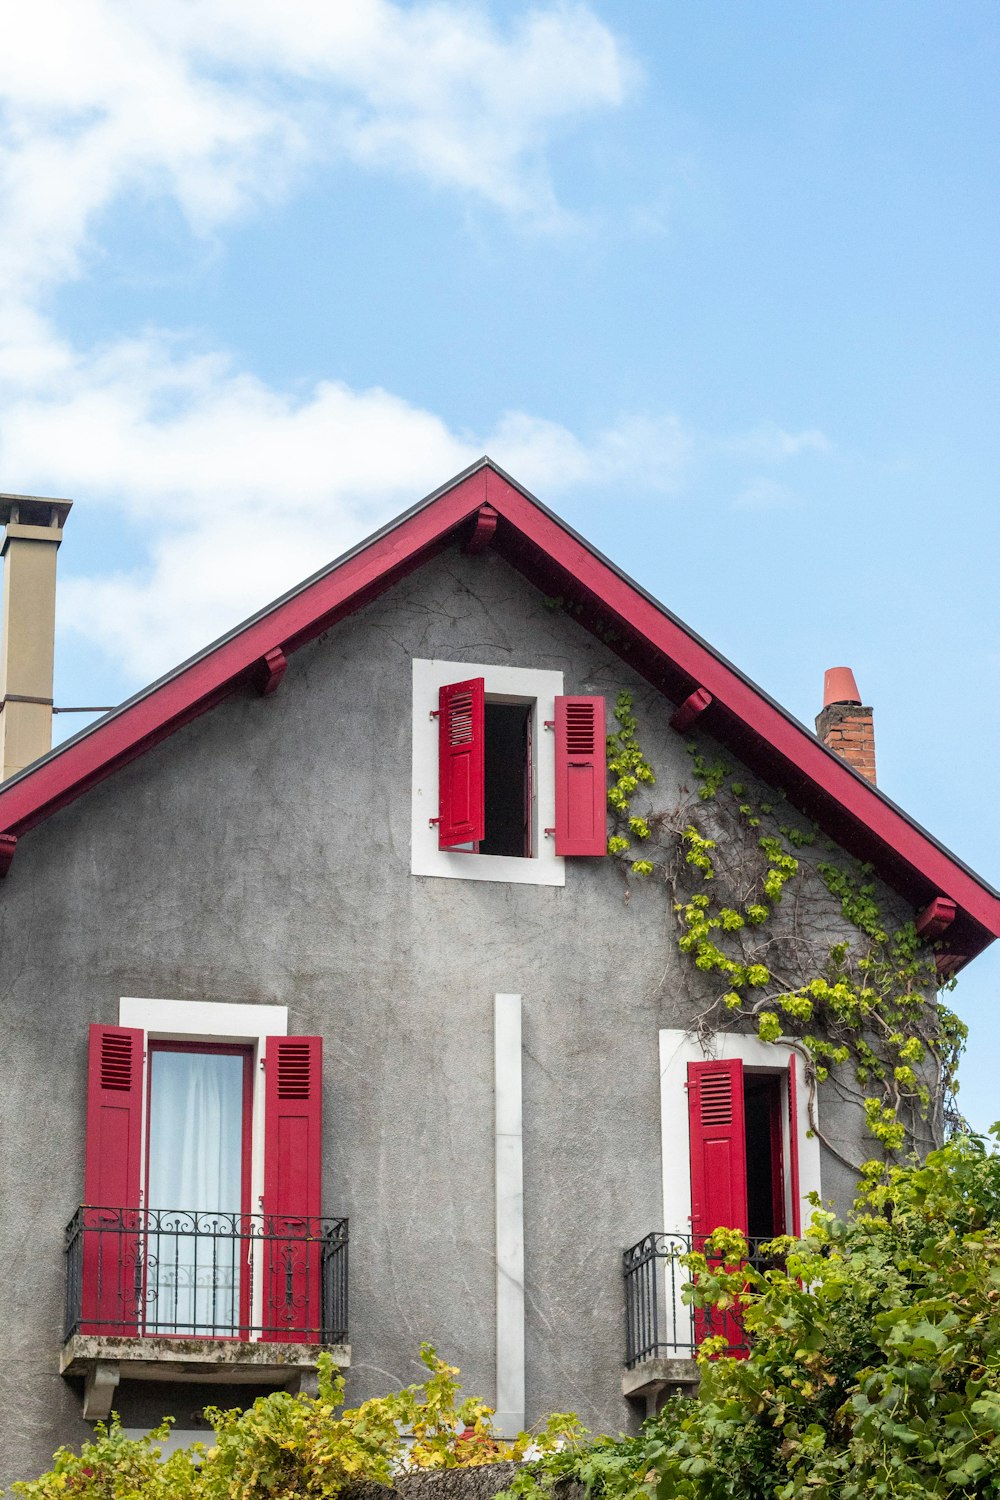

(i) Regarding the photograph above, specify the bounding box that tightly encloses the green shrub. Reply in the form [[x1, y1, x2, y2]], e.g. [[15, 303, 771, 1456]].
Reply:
[[8, 1346, 580, 1499], [510, 1134, 1000, 1500], [645, 1131, 1000, 1498]]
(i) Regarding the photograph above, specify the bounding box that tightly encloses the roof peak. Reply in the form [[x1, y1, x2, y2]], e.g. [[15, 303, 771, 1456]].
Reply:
[[0, 461, 996, 965]]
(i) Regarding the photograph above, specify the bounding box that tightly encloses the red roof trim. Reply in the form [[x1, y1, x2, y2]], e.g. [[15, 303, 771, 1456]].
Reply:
[[2, 458, 998, 962], [485, 468, 1000, 942], [0, 466, 488, 836]]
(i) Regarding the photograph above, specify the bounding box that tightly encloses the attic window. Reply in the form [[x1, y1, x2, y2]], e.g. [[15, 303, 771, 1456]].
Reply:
[[411, 658, 567, 887]]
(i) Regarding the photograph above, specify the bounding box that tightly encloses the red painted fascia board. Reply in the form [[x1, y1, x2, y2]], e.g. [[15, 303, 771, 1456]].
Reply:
[[2, 455, 998, 957], [482, 467, 1000, 942], [0, 467, 489, 836]]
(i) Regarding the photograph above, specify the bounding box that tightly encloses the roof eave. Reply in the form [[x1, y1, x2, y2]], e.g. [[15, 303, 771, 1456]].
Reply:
[[0, 457, 996, 968]]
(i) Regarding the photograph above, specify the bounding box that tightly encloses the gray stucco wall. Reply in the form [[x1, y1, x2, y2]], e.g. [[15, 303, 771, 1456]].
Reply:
[[0, 544, 931, 1484]]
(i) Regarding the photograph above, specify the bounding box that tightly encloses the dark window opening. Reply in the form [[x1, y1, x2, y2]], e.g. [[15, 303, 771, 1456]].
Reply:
[[744, 1073, 785, 1239], [480, 702, 531, 858]]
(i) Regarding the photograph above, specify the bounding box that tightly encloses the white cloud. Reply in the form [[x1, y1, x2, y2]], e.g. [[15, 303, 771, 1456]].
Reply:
[[729, 425, 832, 462], [486, 410, 690, 492], [0, 0, 648, 685], [0, 325, 688, 680], [0, 0, 813, 699], [0, 0, 633, 305]]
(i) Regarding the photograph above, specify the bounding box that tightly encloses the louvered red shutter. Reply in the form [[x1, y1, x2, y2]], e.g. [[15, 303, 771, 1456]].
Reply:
[[263, 1036, 323, 1342], [787, 1054, 802, 1237], [688, 1059, 748, 1239], [688, 1059, 748, 1353], [554, 696, 607, 855], [81, 1024, 144, 1335], [438, 677, 485, 848]]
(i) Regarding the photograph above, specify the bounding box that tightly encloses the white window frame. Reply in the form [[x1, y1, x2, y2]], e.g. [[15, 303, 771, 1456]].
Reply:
[[118, 996, 288, 1341], [411, 657, 565, 886], [658, 1027, 821, 1239]]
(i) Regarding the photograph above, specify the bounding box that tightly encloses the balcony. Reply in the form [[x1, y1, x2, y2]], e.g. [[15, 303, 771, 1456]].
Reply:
[[622, 1231, 774, 1414], [61, 1206, 349, 1418]]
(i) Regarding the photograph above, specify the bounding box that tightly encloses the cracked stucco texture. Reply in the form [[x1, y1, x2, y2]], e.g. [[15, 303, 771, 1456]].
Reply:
[[0, 545, 923, 1485]]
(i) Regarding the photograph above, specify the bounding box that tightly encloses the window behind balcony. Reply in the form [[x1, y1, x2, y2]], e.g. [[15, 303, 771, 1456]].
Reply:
[[145, 1043, 252, 1336]]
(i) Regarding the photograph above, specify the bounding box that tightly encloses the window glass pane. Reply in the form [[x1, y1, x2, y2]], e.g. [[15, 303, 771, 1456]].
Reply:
[[146, 1049, 245, 1335], [148, 1050, 244, 1213]]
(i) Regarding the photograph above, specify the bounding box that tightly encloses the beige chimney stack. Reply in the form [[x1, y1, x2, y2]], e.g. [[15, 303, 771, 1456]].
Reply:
[[0, 493, 73, 782], [815, 666, 876, 785]]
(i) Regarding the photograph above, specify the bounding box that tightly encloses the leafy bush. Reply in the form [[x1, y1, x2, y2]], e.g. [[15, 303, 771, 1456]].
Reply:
[[8, 1346, 581, 1499], [17, 1137, 1000, 1499], [510, 1134, 1000, 1500], [646, 1131, 1000, 1498], [504, 1427, 654, 1500]]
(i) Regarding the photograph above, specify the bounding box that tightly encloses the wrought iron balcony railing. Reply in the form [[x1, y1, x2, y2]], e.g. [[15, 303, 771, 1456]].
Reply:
[[64, 1206, 348, 1346], [623, 1230, 779, 1368]]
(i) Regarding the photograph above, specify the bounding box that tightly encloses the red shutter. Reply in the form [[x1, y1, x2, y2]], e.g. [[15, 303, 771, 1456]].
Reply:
[[263, 1035, 323, 1342], [553, 695, 607, 856], [81, 1024, 144, 1335], [787, 1054, 802, 1237], [438, 678, 485, 848], [688, 1058, 747, 1353], [688, 1059, 748, 1239]]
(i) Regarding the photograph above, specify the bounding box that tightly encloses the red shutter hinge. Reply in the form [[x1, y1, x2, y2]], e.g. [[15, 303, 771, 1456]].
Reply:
[[544, 720, 555, 729], [429, 710, 440, 719], [544, 827, 555, 837], [429, 817, 440, 827]]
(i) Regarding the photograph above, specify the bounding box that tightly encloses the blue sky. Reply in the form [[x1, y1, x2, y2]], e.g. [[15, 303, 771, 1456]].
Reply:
[[2, 1, 998, 1130]]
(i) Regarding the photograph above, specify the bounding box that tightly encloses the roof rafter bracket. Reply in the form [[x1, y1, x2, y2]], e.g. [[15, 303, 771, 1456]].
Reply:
[[253, 647, 288, 698], [935, 951, 966, 979], [462, 504, 499, 555], [916, 895, 958, 941], [669, 687, 713, 734], [0, 833, 16, 878]]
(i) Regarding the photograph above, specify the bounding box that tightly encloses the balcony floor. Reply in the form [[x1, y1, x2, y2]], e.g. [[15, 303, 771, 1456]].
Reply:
[[61, 1334, 351, 1418], [622, 1356, 699, 1418]]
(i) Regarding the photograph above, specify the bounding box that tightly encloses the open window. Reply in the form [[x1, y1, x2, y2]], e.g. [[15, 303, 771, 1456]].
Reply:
[[649, 1032, 817, 1370], [686, 1057, 801, 1246], [482, 701, 533, 856], [434, 669, 606, 863], [437, 679, 536, 858], [685, 1055, 802, 1354], [413, 659, 574, 886]]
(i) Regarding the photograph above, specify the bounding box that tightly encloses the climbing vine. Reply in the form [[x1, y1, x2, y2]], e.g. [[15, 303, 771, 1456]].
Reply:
[[604, 692, 966, 1173]]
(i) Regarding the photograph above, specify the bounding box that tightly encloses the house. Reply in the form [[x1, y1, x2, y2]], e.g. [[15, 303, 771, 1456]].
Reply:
[[0, 458, 997, 1480]]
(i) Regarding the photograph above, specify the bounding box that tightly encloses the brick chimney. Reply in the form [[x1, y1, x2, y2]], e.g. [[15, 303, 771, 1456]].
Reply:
[[815, 666, 876, 785], [0, 493, 73, 782]]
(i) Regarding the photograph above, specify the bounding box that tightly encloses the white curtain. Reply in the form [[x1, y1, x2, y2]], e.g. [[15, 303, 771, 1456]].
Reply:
[[146, 1050, 244, 1335]]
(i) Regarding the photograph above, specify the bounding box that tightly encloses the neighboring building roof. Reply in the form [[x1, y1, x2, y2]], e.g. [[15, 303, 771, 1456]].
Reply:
[[1, 457, 997, 967]]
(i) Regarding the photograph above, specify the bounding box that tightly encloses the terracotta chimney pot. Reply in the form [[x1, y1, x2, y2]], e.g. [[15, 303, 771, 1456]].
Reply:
[[823, 666, 861, 707]]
